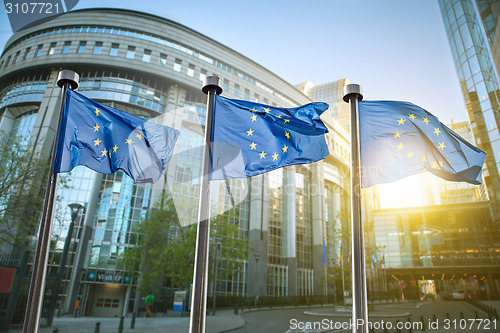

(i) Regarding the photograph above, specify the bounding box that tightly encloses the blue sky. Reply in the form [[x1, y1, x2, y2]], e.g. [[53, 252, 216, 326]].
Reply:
[[0, 0, 467, 123]]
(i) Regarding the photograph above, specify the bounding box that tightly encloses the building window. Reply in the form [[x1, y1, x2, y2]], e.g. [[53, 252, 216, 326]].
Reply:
[[187, 64, 195, 77], [93, 42, 103, 55], [222, 79, 229, 92], [23, 47, 31, 60], [35, 45, 43, 57], [62, 41, 71, 54], [48, 42, 56, 55], [12, 51, 20, 64], [109, 43, 119, 56], [126, 46, 135, 59], [77, 41, 86, 54], [158, 53, 167, 66], [234, 84, 240, 96], [254, 93, 259, 102], [244, 89, 250, 100], [173, 58, 182, 72], [142, 49, 151, 63], [5, 55, 11, 67], [199, 69, 207, 81]]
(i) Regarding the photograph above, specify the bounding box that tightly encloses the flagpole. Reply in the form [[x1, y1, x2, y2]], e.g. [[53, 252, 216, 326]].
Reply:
[[22, 70, 79, 333], [189, 76, 222, 333], [343, 84, 368, 333]]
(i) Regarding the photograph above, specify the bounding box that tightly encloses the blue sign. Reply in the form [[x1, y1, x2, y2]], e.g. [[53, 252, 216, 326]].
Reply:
[[124, 276, 131, 283], [88, 272, 95, 279]]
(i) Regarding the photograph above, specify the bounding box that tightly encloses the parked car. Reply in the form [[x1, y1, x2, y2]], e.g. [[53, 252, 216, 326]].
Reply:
[[451, 289, 466, 300]]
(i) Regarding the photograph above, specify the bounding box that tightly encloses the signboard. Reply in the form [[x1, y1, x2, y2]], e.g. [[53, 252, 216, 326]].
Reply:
[[85, 270, 132, 285], [173, 291, 187, 312], [0, 268, 16, 292]]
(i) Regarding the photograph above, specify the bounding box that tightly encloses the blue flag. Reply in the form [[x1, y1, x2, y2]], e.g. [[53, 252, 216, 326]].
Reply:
[[359, 101, 486, 188], [54, 89, 180, 183], [321, 241, 326, 266], [211, 95, 329, 179]]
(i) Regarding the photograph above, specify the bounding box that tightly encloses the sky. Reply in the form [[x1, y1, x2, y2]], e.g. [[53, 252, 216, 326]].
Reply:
[[0, 0, 468, 124]]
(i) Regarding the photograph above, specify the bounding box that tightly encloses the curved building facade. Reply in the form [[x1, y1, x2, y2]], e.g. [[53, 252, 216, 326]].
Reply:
[[0, 8, 350, 318]]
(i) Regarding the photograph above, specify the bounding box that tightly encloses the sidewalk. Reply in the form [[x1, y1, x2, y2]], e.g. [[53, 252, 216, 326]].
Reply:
[[7, 310, 244, 333]]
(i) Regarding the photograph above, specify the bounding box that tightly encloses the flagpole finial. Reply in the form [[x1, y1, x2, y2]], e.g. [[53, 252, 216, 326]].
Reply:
[[202, 75, 223, 95], [57, 70, 80, 90], [343, 83, 363, 103]]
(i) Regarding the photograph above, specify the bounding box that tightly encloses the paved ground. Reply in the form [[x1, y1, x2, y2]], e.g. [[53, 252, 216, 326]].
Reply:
[[7, 301, 499, 332], [8, 310, 244, 333]]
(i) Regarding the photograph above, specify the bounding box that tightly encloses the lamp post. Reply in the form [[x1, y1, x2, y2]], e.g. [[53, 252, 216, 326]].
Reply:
[[254, 254, 260, 307], [212, 242, 221, 316], [47, 203, 85, 325]]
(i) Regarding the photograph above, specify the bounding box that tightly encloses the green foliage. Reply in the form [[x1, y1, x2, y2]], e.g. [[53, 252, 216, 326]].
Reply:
[[0, 135, 49, 250], [122, 191, 249, 292]]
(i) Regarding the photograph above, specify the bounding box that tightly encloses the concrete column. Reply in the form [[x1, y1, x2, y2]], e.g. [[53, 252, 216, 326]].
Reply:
[[311, 163, 326, 295], [64, 172, 103, 313], [248, 174, 268, 296], [283, 167, 297, 296]]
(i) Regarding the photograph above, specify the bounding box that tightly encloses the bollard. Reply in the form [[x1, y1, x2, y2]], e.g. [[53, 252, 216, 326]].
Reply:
[[118, 316, 124, 333], [234, 303, 238, 315], [53, 328, 59, 333], [420, 316, 426, 331], [131, 312, 136, 329], [95, 321, 100, 333], [432, 314, 437, 323], [494, 308, 498, 320], [474, 310, 478, 319], [407, 317, 413, 333], [446, 312, 450, 320], [460, 311, 464, 320]]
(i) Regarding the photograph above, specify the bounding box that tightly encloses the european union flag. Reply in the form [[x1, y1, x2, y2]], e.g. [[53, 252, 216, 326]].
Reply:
[[53, 89, 180, 183], [211, 95, 329, 179], [359, 101, 486, 188]]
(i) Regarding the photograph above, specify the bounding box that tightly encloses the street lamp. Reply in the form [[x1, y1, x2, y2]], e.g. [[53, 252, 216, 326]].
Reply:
[[254, 254, 260, 307], [212, 241, 221, 316], [47, 203, 85, 326]]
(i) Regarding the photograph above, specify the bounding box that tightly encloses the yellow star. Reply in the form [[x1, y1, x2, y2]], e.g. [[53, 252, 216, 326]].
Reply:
[[434, 127, 441, 135], [93, 124, 100, 132], [251, 114, 257, 122], [101, 148, 108, 157], [438, 142, 446, 150], [113, 145, 118, 153], [407, 151, 415, 158], [276, 115, 282, 119], [250, 141, 257, 150], [272, 152, 279, 161], [431, 161, 438, 168], [94, 138, 101, 146], [398, 118, 405, 125], [284, 119, 290, 123], [259, 151, 267, 159], [282, 144, 288, 153], [285, 131, 290, 139], [422, 155, 428, 163], [394, 131, 401, 138], [136, 133, 143, 140], [95, 108, 100, 116], [264, 108, 270, 113], [125, 139, 133, 145], [246, 129, 254, 136], [109, 152, 111, 158], [397, 142, 404, 150], [423, 117, 430, 125], [250, 108, 257, 113], [409, 114, 416, 120], [439, 161, 444, 167]]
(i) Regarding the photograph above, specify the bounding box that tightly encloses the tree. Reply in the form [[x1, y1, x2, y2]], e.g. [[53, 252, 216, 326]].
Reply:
[[123, 191, 250, 293], [0, 135, 50, 251]]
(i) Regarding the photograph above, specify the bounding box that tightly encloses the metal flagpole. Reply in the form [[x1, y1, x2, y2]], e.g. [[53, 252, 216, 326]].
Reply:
[[343, 84, 368, 333], [23, 70, 79, 333], [189, 76, 222, 333]]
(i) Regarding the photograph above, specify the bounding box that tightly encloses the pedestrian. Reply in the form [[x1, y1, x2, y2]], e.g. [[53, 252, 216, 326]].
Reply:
[[145, 291, 154, 318]]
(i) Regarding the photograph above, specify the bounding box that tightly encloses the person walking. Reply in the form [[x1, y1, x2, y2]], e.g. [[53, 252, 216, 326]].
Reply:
[[145, 291, 154, 318]]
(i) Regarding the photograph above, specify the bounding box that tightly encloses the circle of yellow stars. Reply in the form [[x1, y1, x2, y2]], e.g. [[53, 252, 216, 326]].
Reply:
[[92, 107, 143, 159], [246, 106, 292, 161], [395, 113, 446, 169]]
